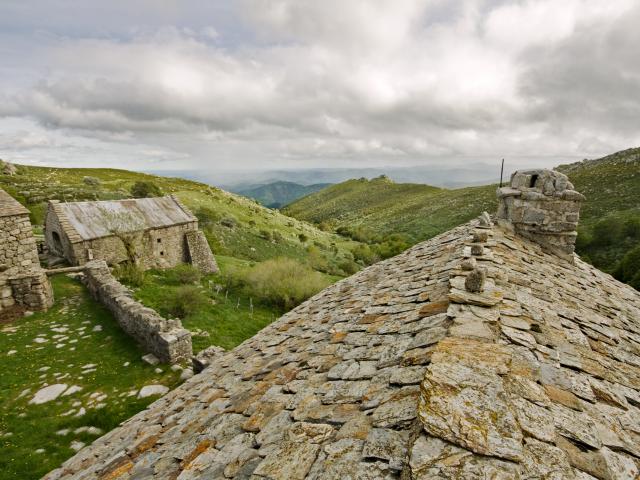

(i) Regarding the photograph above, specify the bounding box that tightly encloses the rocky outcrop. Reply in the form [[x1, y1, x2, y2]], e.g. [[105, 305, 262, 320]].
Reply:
[[82, 260, 192, 363]]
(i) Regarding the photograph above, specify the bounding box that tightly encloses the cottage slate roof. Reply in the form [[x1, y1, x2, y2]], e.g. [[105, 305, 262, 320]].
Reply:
[[51, 196, 196, 242], [45, 216, 640, 480], [0, 188, 29, 217]]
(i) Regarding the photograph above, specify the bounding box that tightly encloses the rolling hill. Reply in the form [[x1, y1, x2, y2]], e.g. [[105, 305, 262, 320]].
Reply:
[[284, 149, 640, 281], [0, 163, 360, 275], [284, 174, 497, 241], [232, 180, 331, 208]]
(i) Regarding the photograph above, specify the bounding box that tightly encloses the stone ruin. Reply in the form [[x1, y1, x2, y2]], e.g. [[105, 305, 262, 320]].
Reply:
[[45, 195, 218, 273], [0, 188, 53, 316], [82, 260, 192, 363], [497, 169, 585, 260]]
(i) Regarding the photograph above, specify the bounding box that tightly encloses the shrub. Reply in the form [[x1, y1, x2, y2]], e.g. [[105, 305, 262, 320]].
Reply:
[[83, 176, 101, 186], [298, 233, 308, 243], [614, 244, 640, 287], [113, 263, 146, 287], [272, 231, 284, 243], [130, 181, 162, 198], [220, 215, 237, 228], [307, 245, 329, 272], [164, 264, 202, 285], [352, 244, 379, 265], [244, 258, 329, 309], [166, 285, 209, 318], [195, 207, 221, 229], [259, 229, 272, 241], [338, 258, 359, 275]]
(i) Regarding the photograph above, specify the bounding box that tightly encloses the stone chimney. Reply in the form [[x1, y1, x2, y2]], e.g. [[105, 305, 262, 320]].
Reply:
[[496, 169, 585, 260]]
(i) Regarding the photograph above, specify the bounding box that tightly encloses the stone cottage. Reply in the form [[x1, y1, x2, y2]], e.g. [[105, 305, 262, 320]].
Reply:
[[46, 170, 640, 479], [0, 188, 53, 315], [44, 195, 218, 273]]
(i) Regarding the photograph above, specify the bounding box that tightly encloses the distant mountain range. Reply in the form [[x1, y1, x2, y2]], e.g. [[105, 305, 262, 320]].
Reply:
[[148, 162, 508, 189], [229, 181, 332, 208]]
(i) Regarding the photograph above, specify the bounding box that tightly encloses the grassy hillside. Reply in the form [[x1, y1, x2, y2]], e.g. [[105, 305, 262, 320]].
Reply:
[[557, 148, 640, 282], [232, 181, 331, 208], [0, 164, 360, 276], [285, 149, 640, 285], [284, 175, 496, 241]]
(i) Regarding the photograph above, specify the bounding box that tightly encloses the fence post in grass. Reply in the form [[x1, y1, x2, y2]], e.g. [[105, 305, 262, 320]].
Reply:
[[225, 289, 228, 303], [250, 298, 253, 317], [236, 298, 240, 309]]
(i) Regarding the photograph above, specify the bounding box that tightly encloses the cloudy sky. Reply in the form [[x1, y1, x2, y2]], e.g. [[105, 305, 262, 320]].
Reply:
[[1, 0, 639, 175]]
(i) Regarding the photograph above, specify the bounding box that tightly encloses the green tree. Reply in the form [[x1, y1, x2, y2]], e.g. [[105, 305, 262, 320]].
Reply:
[[130, 181, 162, 198]]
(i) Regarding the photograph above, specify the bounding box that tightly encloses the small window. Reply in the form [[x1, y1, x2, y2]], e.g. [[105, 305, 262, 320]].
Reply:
[[157, 238, 162, 243], [160, 251, 164, 256], [529, 174, 539, 188]]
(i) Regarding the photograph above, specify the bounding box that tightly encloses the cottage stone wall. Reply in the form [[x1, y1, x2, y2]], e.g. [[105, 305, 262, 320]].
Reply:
[[45, 197, 216, 274], [185, 230, 219, 274], [82, 260, 192, 363], [0, 189, 53, 314], [497, 169, 585, 259]]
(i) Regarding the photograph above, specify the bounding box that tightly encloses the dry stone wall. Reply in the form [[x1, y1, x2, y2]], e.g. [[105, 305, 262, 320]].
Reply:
[[82, 260, 192, 363], [0, 188, 53, 314]]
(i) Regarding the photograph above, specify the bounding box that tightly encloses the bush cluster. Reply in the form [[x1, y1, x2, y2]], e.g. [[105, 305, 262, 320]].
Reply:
[[166, 285, 209, 318], [130, 181, 162, 198], [113, 262, 146, 287], [241, 257, 329, 310]]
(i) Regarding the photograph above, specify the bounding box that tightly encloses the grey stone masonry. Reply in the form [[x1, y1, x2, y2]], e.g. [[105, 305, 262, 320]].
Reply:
[[0, 188, 53, 314], [497, 169, 585, 260], [45, 195, 217, 273], [46, 215, 640, 480], [185, 230, 219, 274], [82, 260, 192, 363]]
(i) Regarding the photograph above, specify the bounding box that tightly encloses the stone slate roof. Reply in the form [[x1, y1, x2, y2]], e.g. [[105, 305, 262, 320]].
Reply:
[[0, 188, 29, 217], [45, 216, 640, 479], [50, 196, 196, 242]]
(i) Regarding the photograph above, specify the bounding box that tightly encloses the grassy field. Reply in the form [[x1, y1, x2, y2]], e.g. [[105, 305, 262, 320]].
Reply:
[[0, 275, 184, 479]]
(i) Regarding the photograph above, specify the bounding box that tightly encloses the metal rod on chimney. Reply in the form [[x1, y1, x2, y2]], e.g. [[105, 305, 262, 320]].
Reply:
[[499, 158, 504, 187]]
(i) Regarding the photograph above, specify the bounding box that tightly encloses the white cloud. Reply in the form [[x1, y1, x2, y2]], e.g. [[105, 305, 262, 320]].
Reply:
[[0, 0, 638, 172]]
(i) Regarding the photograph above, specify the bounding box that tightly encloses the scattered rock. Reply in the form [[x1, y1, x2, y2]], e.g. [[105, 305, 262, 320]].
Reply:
[[142, 354, 160, 366], [62, 385, 83, 397], [29, 384, 68, 405], [138, 385, 169, 399]]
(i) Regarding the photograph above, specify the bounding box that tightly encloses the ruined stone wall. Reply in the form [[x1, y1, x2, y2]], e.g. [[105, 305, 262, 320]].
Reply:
[[82, 260, 192, 363], [185, 230, 219, 274], [8, 271, 54, 311], [0, 193, 53, 313], [0, 210, 40, 273]]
